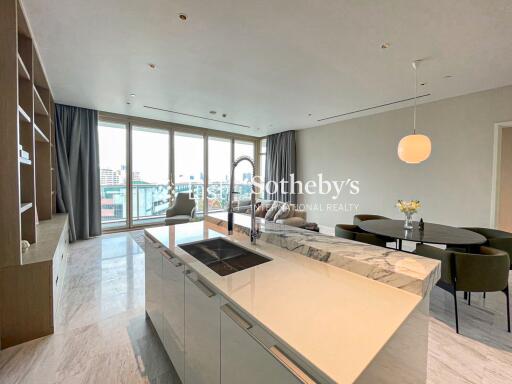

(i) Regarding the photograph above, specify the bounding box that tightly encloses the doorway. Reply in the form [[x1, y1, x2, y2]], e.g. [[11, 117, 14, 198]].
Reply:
[[491, 121, 512, 231]]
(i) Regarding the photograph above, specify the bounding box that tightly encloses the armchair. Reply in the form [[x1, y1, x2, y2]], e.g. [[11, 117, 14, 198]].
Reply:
[[165, 193, 196, 225]]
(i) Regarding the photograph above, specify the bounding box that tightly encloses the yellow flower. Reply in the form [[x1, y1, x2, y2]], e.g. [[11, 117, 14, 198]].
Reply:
[[396, 200, 421, 214]]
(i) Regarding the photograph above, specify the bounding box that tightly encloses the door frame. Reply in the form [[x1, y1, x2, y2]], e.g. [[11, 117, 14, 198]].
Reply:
[[490, 121, 512, 228]]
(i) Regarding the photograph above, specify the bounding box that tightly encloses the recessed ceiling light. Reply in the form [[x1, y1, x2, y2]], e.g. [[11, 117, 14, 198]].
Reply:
[[148, 63, 156, 69], [308, 113, 312, 117], [420, 82, 427, 86], [443, 75, 454, 79], [209, 110, 216, 115], [222, 113, 227, 118], [179, 13, 187, 21], [381, 42, 391, 49], [130, 93, 136, 97], [126, 101, 131, 105]]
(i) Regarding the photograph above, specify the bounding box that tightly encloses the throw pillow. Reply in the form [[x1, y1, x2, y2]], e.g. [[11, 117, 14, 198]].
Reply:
[[274, 203, 295, 221], [255, 204, 267, 218], [264, 201, 282, 221]]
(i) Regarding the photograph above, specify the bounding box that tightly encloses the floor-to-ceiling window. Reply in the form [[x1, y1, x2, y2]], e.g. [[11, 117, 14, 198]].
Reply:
[[131, 126, 170, 226], [98, 115, 257, 230], [98, 121, 128, 230], [174, 131, 204, 213], [207, 137, 231, 212]]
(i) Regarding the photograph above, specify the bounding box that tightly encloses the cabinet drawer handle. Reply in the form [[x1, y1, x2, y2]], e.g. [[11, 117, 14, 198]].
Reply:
[[221, 304, 252, 330], [268, 346, 317, 384], [172, 260, 183, 267], [160, 249, 174, 260], [144, 235, 161, 248], [186, 274, 215, 298]]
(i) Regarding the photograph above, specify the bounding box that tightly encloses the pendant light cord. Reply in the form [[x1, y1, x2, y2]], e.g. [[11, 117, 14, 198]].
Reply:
[[413, 61, 418, 135]]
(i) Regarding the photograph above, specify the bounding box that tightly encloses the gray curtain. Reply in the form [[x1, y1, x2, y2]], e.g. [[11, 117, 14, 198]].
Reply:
[[265, 130, 297, 203], [54, 104, 101, 241]]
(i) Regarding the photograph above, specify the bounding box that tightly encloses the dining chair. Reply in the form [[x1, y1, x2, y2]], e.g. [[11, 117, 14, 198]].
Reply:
[[415, 244, 510, 334], [352, 214, 396, 246], [353, 214, 390, 225], [461, 227, 512, 270], [335, 224, 387, 247]]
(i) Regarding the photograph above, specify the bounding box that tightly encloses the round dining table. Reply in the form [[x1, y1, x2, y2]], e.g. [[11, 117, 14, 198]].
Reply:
[[358, 219, 487, 251]]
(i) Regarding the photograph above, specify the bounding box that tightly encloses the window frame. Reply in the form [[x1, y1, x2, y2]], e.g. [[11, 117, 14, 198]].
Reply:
[[98, 112, 259, 231]]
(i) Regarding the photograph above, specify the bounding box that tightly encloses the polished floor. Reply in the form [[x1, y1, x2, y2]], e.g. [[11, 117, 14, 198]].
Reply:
[[0, 232, 511, 384]]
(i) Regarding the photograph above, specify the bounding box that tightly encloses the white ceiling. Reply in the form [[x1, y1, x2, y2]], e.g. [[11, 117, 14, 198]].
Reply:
[[23, 0, 512, 136]]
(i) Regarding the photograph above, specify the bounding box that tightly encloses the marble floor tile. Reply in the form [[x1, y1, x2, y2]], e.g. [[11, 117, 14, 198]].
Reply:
[[1, 232, 511, 384]]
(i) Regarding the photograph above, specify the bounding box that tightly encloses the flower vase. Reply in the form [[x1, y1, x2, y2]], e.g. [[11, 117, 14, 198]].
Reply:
[[404, 212, 414, 229]]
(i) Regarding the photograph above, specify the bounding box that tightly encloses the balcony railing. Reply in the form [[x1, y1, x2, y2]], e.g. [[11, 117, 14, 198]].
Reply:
[[101, 182, 252, 225]]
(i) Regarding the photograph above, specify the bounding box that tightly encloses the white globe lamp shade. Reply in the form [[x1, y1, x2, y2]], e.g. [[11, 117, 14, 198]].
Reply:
[[397, 134, 431, 164]]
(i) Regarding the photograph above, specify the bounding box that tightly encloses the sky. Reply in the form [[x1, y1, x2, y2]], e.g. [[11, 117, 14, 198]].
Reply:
[[98, 122, 254, 185]]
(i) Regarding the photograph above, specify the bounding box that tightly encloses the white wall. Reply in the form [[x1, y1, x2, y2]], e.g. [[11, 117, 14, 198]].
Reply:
[[297, 85, 512, 230]]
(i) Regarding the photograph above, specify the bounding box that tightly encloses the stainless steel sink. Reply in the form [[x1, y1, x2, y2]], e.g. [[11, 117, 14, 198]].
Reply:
[[179, 238, 271, 276]]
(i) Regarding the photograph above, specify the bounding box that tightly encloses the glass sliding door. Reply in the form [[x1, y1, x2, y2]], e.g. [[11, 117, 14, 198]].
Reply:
[[207, 137, 232, 212], [131, 126, 170, 226], [98, 121, 128, 229], [174, 131, 204, 214]]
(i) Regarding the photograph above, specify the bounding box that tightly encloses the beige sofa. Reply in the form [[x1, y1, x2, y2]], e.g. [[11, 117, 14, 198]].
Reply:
[[232, 199, 307, 227]]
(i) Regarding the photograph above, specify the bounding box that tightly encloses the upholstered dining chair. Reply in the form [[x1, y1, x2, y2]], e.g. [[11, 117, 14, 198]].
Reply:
[[353, 214, 396, 246], [165, 193, 196, 225], [461, 227, 512, 270], [415, 244, 510, 334], [335, 224, 387, 247], [353, 214, 390, 225]]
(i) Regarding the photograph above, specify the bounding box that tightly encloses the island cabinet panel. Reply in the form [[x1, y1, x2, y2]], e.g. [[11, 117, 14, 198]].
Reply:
[[220, 301, 316, 384], [144, 236, 163, 338], [184, 269, 221, 384], [161, 251, 185, 383]]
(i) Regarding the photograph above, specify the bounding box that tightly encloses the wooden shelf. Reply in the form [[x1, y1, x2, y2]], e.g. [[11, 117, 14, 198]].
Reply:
[[17, 53, 30, 80], [20, 202, 33, 214], [33, 86, 48, 116], [18, 105, 31, 123], [19, 157, 32, 165], [34, 123, 49, 143]]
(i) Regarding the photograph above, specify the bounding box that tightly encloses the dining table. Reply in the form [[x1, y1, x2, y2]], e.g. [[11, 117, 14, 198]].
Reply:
[[358, 219, 487, 251]]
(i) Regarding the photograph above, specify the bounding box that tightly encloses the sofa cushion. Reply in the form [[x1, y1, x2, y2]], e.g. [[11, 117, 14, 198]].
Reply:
[[255, 204, 268, 218], [274, 203, 295, 221], [275, 216, 307, 227], [265, 201, 282, 221]]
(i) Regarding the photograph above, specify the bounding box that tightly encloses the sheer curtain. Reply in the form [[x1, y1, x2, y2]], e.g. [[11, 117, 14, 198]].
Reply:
[[54, 104, 101, 241], [264, 130, 297, 203]]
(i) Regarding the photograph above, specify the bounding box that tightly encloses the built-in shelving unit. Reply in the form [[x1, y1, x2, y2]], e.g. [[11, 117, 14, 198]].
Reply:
[[20, 202, 33, 213], [34, 122, 49, 142], [18, 105, 31, 122], [19, 157, 32, 165], [34, 85, 49, 116], [1, 0, 61, 350], [17, 53, 30, 80]]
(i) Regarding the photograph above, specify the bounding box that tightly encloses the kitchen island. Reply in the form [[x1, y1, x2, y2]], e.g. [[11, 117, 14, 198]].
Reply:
[[145, 214, 440, 384]]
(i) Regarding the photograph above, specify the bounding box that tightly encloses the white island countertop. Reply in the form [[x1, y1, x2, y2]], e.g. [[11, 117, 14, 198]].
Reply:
[[206, 212, 441, 297], [146, 217, 437, 384]]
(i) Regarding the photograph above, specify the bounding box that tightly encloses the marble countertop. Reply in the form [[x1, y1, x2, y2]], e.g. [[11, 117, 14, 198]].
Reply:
[[206, 213, 441, 297], [146, 220, 425, 384]]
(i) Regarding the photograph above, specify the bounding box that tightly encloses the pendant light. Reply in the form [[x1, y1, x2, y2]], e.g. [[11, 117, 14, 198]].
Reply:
[[397, 60, 432, 164]]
